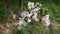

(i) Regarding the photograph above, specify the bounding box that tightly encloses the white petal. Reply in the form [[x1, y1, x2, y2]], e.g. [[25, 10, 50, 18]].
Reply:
[[18, 18, 27, 26], [39, 4, 42, 6], [18, 20, 24, 25], [32, 12, 37, 19], [34, 18, 39, 22], [20, 11, 29, 18], [28, 2, 34, 9], [32, 15, 37, 19], [32, 7, 40, 11], [27, 11, 33, 18], [42, 15, 50, 27], [46, 22, 50, 27], [28, 18, 31, 23]]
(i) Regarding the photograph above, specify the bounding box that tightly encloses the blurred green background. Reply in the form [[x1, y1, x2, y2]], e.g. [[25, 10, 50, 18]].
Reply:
[[0, 0, 60, 34]]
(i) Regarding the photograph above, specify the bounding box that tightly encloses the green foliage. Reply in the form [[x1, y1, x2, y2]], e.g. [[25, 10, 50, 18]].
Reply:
[[0, 0, 60, 34], [0, 4, 7, 21], [10, 0, 18, 12], [16, 28, 29, 34], [0, 0, 19, 22]]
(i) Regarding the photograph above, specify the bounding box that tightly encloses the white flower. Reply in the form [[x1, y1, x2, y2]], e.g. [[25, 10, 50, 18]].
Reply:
[[42, 15, 50, 27], [17, 18, 28, 30], [12, 14, 16, 19], [28, 2, 34, 9]]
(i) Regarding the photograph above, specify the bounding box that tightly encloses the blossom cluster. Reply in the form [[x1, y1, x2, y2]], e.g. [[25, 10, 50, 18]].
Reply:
[[17, 2, 50, 30]]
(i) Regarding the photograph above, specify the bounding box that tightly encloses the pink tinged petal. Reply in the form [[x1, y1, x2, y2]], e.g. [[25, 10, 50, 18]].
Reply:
[[32, 14, 39, 22], [42, 15, 50, 27], [27, 12, 33, 18], [34, 18, 39, 22]]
